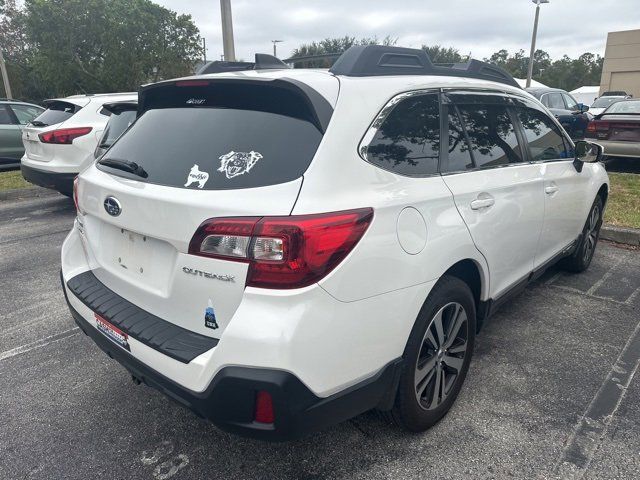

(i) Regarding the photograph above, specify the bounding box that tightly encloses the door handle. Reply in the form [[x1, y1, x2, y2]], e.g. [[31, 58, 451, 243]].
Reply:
[[470, 196, 495, 210], [545, 185, 559, 195]]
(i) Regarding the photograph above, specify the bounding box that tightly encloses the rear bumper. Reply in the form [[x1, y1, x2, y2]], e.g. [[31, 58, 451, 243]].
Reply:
[[20, 163, 75, 195], [595, 140, 640, 159], [63, 277, 401, 441]]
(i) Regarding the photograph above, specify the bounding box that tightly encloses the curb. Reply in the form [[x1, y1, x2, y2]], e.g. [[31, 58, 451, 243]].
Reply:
[[0, 186, 60, 202], [601, 224, 640, 247]]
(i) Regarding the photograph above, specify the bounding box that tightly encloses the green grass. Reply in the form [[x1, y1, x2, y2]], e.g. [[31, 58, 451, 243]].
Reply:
[[0, 170, 31, 191], [605, 173, 640, 229]]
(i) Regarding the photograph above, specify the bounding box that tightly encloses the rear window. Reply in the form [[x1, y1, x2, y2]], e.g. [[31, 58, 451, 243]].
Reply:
[[98, 83, 326, 190], [31, 101, 81, 127], [605, 100, 640, 114], [99, 110, 136, 149]]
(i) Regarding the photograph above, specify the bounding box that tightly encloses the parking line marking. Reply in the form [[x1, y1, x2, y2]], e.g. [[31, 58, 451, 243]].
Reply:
[[556, 315, 640, 479], [0, 327, 79, 362]]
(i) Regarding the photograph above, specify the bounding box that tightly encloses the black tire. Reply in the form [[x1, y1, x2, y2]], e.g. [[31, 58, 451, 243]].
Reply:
[[385, 275, 476, 432], [560, 195, 603, 273]]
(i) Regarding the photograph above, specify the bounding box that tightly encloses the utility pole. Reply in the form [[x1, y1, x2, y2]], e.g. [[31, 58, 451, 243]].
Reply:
[[0, 49, 12, 99], [202, 37, 207, 63], [220, 0, 236, 61], [271, 40, 283, 57], [526, 0, 549, 88]]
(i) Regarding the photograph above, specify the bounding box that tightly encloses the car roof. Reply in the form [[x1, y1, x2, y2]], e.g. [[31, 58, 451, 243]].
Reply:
[[525, 87, 567, 94], [0, 100, 43, 108]]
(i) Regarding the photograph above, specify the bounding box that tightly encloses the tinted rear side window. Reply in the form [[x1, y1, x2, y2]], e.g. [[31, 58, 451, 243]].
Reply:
[[99, 85, 325, 190], [445, 106, 473, 172], [31, 101, 80, 127], [99, 110, 136, 149], [516, 107, 572, 161], [456, 104, 523, 168], [363, 93, 440, 176]]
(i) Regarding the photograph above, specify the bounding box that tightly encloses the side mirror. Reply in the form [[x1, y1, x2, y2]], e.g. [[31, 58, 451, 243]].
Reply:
[[575, 140, 604, 163], [578, 103, 589, 113]]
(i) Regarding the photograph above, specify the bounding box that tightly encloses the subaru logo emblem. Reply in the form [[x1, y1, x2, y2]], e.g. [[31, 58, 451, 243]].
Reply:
[[104, 196, 122, 217]]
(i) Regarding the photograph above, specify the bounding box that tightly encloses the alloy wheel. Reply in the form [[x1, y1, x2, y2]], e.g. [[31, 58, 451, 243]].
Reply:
[[414, 302, 469, 410], [583, 204, 600, 263]]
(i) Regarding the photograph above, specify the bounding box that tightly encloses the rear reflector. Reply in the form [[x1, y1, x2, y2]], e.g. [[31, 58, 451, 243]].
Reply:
[[39, 127, 93, 144], [254, 391, 275, 424], [189, 208, 374, 289]]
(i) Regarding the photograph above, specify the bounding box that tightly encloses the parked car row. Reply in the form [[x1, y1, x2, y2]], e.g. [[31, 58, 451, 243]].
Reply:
[[56, 46, 609, 441]]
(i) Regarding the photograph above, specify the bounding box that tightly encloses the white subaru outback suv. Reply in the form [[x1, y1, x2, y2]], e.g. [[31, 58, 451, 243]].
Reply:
[[21, 92, 136, 196], [61, 46, 609, 441]]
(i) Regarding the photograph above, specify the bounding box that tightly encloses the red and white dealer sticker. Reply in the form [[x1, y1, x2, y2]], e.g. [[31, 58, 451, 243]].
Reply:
[[95, 314, 130, 351]]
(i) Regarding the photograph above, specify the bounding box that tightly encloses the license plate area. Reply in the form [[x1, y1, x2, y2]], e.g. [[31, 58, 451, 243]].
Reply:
[[115, 228, 151, 277], [95, 314, 130, 351]]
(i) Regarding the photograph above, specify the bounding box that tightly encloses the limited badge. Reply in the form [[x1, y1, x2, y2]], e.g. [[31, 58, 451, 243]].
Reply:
[[184, 164, 209, 188], [218, 151, 263, 179], [204, 299, 219, 330]]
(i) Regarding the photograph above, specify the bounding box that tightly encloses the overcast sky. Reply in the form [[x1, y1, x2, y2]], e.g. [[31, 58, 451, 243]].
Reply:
[[155, 0, 640, 62]]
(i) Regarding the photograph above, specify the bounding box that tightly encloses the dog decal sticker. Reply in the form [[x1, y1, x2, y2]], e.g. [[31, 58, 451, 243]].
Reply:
[[218, 151, 263, 179], [184, 164, 209, 188]]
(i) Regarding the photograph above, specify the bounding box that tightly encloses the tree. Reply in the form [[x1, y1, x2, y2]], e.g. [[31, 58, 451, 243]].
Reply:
[[421, 45, 463, 64], [0, 0, 203, 101], [484, 48, 603, 90], [289, 36, 397, 68]]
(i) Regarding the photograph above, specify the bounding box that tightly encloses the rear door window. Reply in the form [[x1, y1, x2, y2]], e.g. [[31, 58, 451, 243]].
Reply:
[[444, 106, 473, 172], [515, 107, 572, 161], [0, 105, 14, 125], [544, 93, 565, 110], [31, 101, 81, 127], [455, 103, 523, 168], [98, 82, 328, 190], [362, 93, 440, 176]]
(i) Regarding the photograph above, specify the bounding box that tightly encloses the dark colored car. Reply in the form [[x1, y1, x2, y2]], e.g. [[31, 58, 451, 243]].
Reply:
[[586, 99, 640, 159], [525, 88, 590, 139], [0, 100, 45, 171]]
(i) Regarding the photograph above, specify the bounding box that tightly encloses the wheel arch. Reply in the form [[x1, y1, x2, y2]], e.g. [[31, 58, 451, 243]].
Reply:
[[597, 183, 609, 209], [440, 258, 489, 331]]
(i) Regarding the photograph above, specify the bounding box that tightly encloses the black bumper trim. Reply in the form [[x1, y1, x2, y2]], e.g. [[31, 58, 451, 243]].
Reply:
[[20, 164, 75, 195], [66, 270, 218, 364], [63, 274, 402, 441]]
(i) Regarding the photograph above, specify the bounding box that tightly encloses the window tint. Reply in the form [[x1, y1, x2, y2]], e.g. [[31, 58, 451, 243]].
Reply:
[[544, 93, 565, 109], [31, 101, 80, 127], [516, 107, 572, 161], [99, 107, 323, 190], [0, 105, 13, 125], [563, 94, 578, 111], [445, 106, 473, 172], [364, 93, 440, 176], [456, 104, 523, 168], [11, 105, 43, 124]]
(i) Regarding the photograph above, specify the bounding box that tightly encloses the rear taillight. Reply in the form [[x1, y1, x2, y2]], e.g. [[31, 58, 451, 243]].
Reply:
[[586, 121, 609, 139], [39, 127, 92, 144], [188, 208, 374, 289]]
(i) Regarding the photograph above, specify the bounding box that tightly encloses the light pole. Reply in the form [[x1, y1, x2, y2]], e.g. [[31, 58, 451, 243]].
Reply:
[[220, 0, 236, 61], [271, 40, 283, 57], [526, 0, 549, 88]]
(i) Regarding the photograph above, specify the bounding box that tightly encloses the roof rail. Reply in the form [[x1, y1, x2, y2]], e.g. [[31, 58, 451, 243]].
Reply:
[[196, 53, 290, 75], [329, 45, 520, 89]]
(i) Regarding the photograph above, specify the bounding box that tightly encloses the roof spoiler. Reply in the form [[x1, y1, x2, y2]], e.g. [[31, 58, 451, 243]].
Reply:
[[102, 100, 138, 115], [196, 53, 290, 75], [328, 45, 521, 89]]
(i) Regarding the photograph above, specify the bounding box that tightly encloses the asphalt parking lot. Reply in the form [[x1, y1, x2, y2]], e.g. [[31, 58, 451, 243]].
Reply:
[[1, 194, 639, 480]]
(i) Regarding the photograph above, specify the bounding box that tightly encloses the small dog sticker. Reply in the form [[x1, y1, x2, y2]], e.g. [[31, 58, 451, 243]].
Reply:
[[218, 151, 263, 179], [184, 164, 209, 188]]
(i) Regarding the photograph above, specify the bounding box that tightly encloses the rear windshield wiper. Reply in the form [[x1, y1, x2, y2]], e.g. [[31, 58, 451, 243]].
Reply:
[[29, 120, 48, 127], [98, 158, 148, 178]]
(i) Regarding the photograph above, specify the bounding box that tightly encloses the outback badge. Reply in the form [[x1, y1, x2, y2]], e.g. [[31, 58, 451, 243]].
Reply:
[[205, 299, 219, 330]]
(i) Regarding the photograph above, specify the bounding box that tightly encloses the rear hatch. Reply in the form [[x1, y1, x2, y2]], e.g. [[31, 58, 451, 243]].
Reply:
[[604, 116, 640, 142], [77, 75, 337, 339], [22, 98, 89, 162]]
